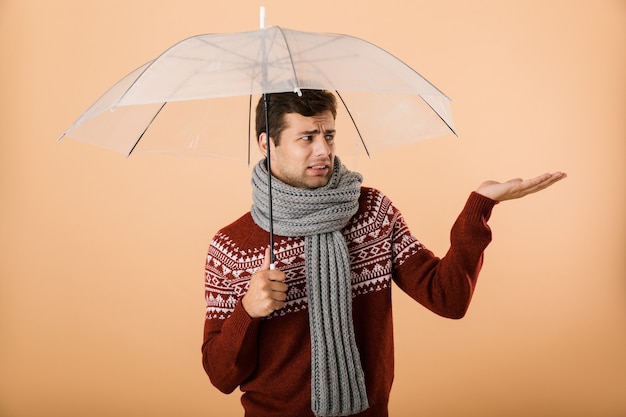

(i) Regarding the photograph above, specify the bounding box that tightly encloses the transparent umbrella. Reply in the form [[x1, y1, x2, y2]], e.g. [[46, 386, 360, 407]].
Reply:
[[58, 26, 455, 158], [58, 15, 456, 263]]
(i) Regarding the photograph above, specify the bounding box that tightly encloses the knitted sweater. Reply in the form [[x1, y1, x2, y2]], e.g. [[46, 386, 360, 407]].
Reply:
[[202, 187, 496, 416]]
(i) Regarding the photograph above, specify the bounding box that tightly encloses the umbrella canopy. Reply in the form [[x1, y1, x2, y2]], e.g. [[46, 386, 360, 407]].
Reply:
[[58, 26, 455, 159]]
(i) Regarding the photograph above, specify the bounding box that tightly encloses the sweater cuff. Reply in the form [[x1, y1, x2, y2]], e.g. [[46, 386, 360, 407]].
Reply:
[[225, 299, 261, 338], [464, 191, 498, 223]]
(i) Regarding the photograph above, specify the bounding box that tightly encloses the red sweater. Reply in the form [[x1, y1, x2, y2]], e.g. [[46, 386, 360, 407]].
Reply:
[[202, 188, 496, 416]]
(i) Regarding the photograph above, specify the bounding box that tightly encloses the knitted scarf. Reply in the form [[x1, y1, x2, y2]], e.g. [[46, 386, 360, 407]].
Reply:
[[251, 157, 369, 416]]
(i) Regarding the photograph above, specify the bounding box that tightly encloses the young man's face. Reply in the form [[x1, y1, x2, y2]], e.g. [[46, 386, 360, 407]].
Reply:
[[260, 111, 336, 189]]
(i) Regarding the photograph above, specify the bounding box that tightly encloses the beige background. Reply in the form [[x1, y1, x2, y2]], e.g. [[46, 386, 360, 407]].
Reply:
[[1, 1, 625, 416]]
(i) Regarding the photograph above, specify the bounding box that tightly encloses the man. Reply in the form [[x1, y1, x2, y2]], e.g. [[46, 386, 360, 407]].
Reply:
[[201, 90, 566, 416]]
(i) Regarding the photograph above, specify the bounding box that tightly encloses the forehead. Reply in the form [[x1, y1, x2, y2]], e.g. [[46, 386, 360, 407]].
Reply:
[[283, 111, 335, 131]]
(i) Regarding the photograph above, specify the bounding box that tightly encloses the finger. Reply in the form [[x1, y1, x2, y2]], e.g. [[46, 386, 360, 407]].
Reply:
[[517, 172, 566, 196], [258, 246, 272, 271], [531, 172, 566, 186], [265, 296, 287, 315], [516, 173, 551, 190], [272, 291, 288, 302], [272, 297, 287, 309], [546, 171, 567, 184], [270, 281, 289, 292], [266, 302, 285, 316], [526, 172, 566, 189]]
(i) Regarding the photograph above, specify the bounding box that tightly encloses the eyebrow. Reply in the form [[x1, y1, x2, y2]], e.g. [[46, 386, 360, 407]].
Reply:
[[298, 129, 336, 135]]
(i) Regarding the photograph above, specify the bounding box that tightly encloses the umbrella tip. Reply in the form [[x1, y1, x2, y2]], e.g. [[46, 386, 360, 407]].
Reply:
[[260, 6, 266, 28]]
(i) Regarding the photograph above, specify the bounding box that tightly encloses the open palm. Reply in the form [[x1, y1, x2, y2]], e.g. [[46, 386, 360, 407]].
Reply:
[[476, 172, 567, 202]]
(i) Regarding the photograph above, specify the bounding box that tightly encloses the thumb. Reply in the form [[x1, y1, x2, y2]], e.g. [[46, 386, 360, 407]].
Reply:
[[258, 246, 272, 271]]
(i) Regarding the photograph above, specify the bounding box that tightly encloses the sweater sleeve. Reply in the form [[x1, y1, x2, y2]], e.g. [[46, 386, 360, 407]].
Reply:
[[393, 192, 497, 318], [201, 242, 262, 394]]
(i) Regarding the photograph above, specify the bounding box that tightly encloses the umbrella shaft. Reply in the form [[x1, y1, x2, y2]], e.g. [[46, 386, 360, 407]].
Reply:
[[263, 94, 276, 265]]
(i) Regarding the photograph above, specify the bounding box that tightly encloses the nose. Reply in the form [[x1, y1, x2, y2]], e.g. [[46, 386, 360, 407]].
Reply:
[[312, 134, 331, 156]]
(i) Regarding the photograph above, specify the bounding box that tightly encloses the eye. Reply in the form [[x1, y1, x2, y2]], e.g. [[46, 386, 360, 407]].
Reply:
[[325, 134, 335, 141], [302, 135, 313, 141]]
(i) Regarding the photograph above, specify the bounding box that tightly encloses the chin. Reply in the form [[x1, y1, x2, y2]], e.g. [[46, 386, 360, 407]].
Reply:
[[307, 179, 331, 189]]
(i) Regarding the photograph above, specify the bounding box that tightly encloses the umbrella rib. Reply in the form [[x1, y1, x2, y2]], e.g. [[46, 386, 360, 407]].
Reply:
[[163, 38, 261, 99], [420, 96, 458, 137], [115, 30, 300, 106], [253, 27, 286, 91], [126, 102, 168, 158], [115, 35, 265, 105], [335, 91, 370, 158], [193, 31, 291, 93], [194, 30, 298, 92], [276, 27, 301, 94], [110, 31, 218, 108], [353, 35, 452, 99]]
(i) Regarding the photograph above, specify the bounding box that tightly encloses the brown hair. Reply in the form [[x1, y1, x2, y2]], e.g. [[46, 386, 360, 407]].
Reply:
[[255, 90, 337, 145]]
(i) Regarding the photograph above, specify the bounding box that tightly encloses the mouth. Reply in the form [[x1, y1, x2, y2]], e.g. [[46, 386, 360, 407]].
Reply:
[[307, 164, 331, 175]]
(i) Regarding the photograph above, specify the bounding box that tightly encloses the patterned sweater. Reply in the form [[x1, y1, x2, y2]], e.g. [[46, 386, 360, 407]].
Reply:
[[202, 187, 496, 416]]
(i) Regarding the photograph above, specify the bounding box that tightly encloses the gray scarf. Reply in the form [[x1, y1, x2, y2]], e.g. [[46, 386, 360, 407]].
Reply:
[[251, 157, 369, 416]]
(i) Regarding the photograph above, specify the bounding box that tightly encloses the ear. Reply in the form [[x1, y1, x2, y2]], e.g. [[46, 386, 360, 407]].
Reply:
[[259, 132, 268, 157]]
